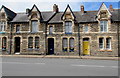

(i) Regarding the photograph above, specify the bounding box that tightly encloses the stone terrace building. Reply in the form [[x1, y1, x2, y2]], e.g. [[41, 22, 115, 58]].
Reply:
[[0, 3, 119, 56]]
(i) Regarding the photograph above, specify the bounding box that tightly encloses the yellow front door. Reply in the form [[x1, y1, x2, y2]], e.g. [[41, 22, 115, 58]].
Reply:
[[83, 41, 90, 55]]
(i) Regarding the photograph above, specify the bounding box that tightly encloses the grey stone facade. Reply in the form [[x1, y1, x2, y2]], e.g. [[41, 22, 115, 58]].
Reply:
[[0, 3, 119, 56]]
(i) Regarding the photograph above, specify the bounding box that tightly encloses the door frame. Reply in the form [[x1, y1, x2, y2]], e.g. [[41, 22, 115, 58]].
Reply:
[[48, 38, 54, 55]]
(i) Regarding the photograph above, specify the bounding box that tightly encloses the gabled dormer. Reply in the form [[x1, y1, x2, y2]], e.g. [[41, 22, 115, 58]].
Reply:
[[0, 5, 16, 33], [97, 3, 112, 33], [28, 4, 43, 33], [97, 3, 111, 20], [28, 4, 42, 21], [61, 5, 76, 21], [0, 5, 16, 21], [61, 5, 76, 34]]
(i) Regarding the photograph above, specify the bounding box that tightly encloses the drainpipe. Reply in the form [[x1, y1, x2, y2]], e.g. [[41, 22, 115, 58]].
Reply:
[[118, 6, 120, 57], [78, 23, 81, 56], [45, 23, 48, 55], [9, 22, 12, 54], [118, 23, 120, 57]]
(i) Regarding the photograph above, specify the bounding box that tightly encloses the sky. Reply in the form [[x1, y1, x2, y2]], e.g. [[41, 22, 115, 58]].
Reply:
[[0, 0, 119, 12]]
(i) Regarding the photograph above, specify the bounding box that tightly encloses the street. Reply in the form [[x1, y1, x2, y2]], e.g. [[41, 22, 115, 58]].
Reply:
[[1, 57, 118, 76]]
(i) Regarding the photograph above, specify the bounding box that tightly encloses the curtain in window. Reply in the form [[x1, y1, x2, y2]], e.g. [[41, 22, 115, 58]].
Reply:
[[32, 20, 38, 32], [65, 21, 72, 34], [99, 38, 104, 49], [2, 37, 7, 50], [100, 21, 104, 32], [104, 21, 107, 32], [106, 38, 111, 49], [100, 21, 108, 32], [69, 38, 74, 52], [69, 38, 74, 48], [28, 37, 33, 49], [63, 38, 68, 51], [35, 37, 39, 49]]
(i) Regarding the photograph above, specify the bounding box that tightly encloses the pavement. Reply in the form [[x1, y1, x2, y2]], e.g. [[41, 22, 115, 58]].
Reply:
[[0, 54, 119, 60]]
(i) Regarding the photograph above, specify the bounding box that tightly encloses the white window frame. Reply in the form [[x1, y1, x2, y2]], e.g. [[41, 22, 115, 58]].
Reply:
[[100, 21, 108, 32], [0, 21, 6, 32], [65, 21, 72, 34], [31, 20, 38, 33]]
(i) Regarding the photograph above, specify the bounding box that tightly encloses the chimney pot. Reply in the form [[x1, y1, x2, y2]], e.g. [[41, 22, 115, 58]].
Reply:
[[53, 4, 59, 13], [26, 8, 30, 14], [109, 5, 114, 12], [81, 5, 84, 14]]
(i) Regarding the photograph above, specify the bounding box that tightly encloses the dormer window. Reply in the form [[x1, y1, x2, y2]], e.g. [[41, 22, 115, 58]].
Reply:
[[31, 20, 38, 32], [0, 21, 6, 32], [65, 21, 72, 34], [100, 21, 108, 32]]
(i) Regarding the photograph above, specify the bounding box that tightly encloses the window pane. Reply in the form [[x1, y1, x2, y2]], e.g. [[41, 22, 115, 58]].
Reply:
[[63, 38, 68, 52], [16, 25, 20, 32], [106, 38, 111, 49], [104, 21, 107, 32], [2, 37, 7, 50], [0, 21, 5, 31], [69, 38, 74, 52], [63, 38, 67, 47], [49, 26, 53, 34], [100, 21, 108, 32], [69, 38, 74, 48], [84, 26, 88, 32], [32, 21, 38, 32], [28, 37, 33, 48], [99, 38, 104, 49], [35, 37, 39, 49], [65, 21, 72, 34]]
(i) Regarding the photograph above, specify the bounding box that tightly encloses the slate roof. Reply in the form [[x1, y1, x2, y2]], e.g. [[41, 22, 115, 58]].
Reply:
[[1, 5, 119, 23], [41, 12, 55, 22], [49, 9, 120, 23], [48, 11, 98, 23], [11, 13, 29, 22], [111, 9, 120, 21], [11, 12, 55, 22], [0, 5, 16, 21]]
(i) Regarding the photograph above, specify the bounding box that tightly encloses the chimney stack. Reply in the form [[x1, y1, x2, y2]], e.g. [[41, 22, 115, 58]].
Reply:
[[53, 4, 59, 13], [81, 5, 84, 14], [26, 8, 30, 14], [109, 5, 114, 12]]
